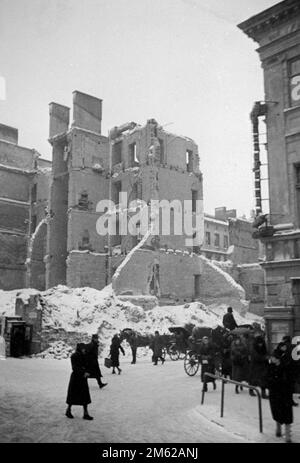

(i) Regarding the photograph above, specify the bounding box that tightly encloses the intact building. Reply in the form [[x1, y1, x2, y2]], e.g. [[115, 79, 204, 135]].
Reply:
[[239, 0, 300, 350]]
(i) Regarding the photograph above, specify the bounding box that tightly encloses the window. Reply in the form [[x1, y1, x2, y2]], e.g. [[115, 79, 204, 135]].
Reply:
[[252, 284, 260, 295], [214, 233, 220, 247], [224, 235, 229, 249], [289, 57, 300, 107], [112, 141, 122, 165], [129, 142, 139, 166], [113, 181, 122, 205], [192, 190, 198, 212], [205, 231, 211, 246], [78, 191, 89, 210], [186, 150, 193, 172], [31, 184, 37, 203]]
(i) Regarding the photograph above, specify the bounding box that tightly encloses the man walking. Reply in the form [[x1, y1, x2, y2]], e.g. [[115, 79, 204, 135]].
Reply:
[[85, 334, 107, 389]]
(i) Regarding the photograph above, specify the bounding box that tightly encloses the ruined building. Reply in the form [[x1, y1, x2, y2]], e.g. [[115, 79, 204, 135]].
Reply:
[[0, 123, 51, 290], [46, 91, 205, 303], [239, 0, 300, 349]]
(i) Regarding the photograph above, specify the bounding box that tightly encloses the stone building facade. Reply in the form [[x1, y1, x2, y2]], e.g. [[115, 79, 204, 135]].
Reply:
[[0, 123, 51, 290], [239, 0, 300, 349], [46, 91, 205, 301]]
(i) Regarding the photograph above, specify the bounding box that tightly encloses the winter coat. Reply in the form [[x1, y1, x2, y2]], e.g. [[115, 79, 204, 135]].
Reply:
[[151, 335, 163, 357], [221, 338, 232, 377], [85, 340, 102, 378], [66, 351, 91, 406], [231, 341, 250, 382], [222, 313, 238, 331], [110, 337, 125, 367], [249, 339, 268, 388], [267, 360, 293, 425], [199, 343, 216, 383]]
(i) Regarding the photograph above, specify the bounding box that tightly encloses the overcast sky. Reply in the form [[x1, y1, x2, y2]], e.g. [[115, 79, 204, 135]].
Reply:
[[0, 0, 279, 216]]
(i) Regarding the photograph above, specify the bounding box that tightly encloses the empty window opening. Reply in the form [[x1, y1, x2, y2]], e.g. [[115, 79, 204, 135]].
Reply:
[[192, 190, 198, 212], [224, 235, 229, 249], [194, 275, 200, 298], [186, 150, 193, 172], [214, 233, 220, 247], [129, 142, 139, 166], [113, 141, 122, 165], [78, 191, 89, 210], [31, 184, 37, 203], [113, 181, 122, 205], [205, 231, 211, 246]]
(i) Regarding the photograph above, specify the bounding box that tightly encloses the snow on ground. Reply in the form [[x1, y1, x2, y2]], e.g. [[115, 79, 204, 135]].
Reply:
[[0, 284, 263, 357], [1, 358, 299, 443]]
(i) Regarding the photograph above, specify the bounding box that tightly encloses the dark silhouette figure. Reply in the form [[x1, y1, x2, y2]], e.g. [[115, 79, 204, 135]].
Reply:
[[200, 336, 217, 392], [66, 343, 93, 420], [85, 334, 107, 389], [248, 335, 269, 399], [222, 307, 238, 331], [267, 343, 293, 443], [110, 334, 125, 374], [150, 331, 165, 365]]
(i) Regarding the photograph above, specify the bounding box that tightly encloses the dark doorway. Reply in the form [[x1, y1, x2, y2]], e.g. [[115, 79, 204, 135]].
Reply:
[[10, 324, 26, 357], [194, 275, 201, 298]]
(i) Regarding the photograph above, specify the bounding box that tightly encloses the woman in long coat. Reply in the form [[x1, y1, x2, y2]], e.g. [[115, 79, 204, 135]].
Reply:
[[199, 336, 217, 392], [249, 336, 269, 398], [150, 331, 165, 365], [231, 337, 250, 393], [267, 344, 293, 443], [110, 334, 125, 374], [66, 343, 93, 420]]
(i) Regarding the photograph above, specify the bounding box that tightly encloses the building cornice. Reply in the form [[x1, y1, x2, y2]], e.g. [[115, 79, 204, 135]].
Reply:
[[238, 0, 300, 43]]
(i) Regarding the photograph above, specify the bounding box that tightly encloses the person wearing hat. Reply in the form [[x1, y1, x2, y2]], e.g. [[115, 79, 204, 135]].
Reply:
[[85, 334, 107, 389], [66, 343, 93, 420], [267, 344, 293, 443], [222, 307, 238, 331]]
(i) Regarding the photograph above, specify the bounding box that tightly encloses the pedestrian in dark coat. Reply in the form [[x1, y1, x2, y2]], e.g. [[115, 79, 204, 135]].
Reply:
[[110, 334, 125, 374], [199, 337, 216, 391], [221, 334, 233, 379], [222, 307, 238, 331], [249, 336, 269, 398], [150, 331, 165, 365], [129, 332, 138, 365], [231, 337, 250, 393], [66, 343, 93, 420], [282, 336, 299, 407], [85, 334, 107, 389], [267, 344, 293, 443]]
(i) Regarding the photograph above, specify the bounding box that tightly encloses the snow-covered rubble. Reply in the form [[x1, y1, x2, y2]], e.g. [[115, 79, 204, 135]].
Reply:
[[33, 341, 73, 360], [0, 283, 263, 358]]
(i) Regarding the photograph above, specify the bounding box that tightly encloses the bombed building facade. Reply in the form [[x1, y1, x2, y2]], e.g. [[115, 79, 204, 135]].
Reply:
[[0, 123, 51, 291], [44, 91, 206, 303], [0, 89, 264, 309], [239, 0, 300, 349]]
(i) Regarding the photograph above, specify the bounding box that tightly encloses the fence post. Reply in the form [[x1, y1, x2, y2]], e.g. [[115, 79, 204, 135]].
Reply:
[[220, 379, 225, 418]]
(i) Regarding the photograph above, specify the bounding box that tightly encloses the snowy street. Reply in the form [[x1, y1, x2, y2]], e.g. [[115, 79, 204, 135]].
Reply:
[[1, 355, 300, 443]]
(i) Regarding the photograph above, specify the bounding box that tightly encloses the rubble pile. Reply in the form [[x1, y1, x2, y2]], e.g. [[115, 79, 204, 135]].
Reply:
[[33, 341, 73, 360]]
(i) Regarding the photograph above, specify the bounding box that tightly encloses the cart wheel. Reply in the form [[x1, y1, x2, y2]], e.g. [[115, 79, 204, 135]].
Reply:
[[168, 345, 180, 361], [184, 351, 200, 376]]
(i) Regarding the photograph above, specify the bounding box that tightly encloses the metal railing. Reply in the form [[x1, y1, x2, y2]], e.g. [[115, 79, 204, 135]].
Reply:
[[201, 372, 263, 433]]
